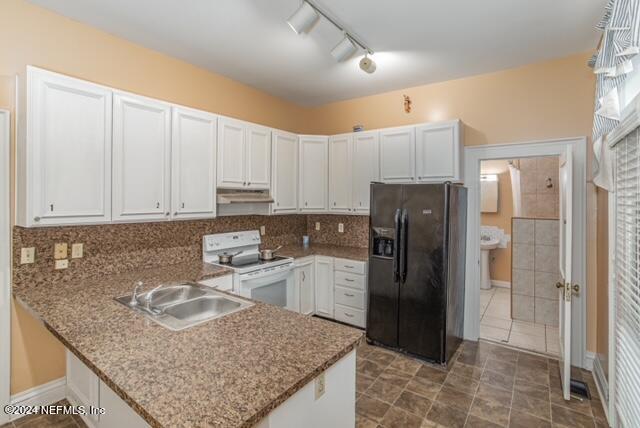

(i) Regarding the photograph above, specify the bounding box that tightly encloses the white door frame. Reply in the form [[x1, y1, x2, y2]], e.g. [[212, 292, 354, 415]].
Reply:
[[463, 137, 588, 368], [0, 109, 11, 424]]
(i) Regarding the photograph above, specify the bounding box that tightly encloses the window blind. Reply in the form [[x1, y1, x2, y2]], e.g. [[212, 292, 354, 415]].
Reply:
[[614, 126, 640, 427]]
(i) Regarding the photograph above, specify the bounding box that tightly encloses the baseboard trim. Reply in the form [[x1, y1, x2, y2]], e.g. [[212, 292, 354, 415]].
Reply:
[[491, 280, 511, 289], [9, 377, 66, 422], [592, 356, 610, 421]]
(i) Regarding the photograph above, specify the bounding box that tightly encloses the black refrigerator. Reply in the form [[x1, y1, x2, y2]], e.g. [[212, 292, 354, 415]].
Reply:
[[366, 182, 467, 364]]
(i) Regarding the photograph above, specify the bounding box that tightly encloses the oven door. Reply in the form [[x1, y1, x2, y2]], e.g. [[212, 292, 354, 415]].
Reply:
[[238, 264, 296, 311]]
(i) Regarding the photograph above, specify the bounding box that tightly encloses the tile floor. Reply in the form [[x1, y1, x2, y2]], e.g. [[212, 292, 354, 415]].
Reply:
[[480, 287, 559, 355], [0, 400, 88, 428], [356, 340, 607, 428]]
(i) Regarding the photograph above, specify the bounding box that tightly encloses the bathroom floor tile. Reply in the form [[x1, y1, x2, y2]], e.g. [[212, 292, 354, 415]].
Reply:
[[480, 325, 510, 342], [480, 315, 513, 330]]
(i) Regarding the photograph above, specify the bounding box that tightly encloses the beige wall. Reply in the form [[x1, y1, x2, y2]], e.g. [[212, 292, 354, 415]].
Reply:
[[1, 0, 602, 395], [480, 162, 512, 283]]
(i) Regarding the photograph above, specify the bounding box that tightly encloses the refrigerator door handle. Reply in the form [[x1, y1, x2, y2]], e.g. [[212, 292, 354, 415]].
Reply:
[[393, 208, 401, 282], [400, 208, 409, 283]]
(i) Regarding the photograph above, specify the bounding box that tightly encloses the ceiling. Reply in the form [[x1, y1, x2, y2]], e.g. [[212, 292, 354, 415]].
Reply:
[[27, 0, 605, 106]]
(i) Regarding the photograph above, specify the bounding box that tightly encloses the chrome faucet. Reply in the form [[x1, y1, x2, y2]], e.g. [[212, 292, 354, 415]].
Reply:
[[144, 284, 165, 314], [129, 281, 144, 306]]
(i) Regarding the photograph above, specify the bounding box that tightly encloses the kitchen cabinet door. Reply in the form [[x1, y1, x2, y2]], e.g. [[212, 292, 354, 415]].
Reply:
[[328, 134, 352, 214], [99, 381, 149, 428], [245, 125, 271, 189], [217, 117, 246, 188], [415, 120, 462, 182], [295, 257, 315, 315], [315, 256, 334, 318], [379, 126, 415, 183], [112, 93, 171, 222], [171, 107, 217, 220], [299, 136, 328, 212], [66, 351, 100, 426], [271, 131, 298, 213], [20, 67, 112, 226], [351, 131, 379, 214]]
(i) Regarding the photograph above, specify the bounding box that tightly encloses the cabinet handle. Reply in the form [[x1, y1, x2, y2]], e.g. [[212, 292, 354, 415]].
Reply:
[[181, 202, 185, 208], [174, 212, 178, 216], [248, 182, 251, 186], [165, 212, 170, 216], [345, 278, 355, 282], [305, 202, 308, 206], [344, 312, 354, 318], [33, 216, 41, 222], [344, 265, 355, 269], [277, 202, 280, 206], [359, 201, 362, 206], [344, 293, 354, 297], [50, 204, 54, 212], [156, 202, 160, 209], [333, 202, 336, 206], [302, 272, 306, 281]]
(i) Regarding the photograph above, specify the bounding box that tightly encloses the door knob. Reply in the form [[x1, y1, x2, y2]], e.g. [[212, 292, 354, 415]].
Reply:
[[572, 284, 580, 294], [556, 282, 564, 289]]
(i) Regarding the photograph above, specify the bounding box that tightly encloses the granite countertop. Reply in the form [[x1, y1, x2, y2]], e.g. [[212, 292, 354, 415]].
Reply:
[[13, 261, 363, 428], [278, 243, 368, 262]]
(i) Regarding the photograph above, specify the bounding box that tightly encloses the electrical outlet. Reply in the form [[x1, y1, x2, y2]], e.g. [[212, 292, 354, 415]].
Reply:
[[260, 226, 266, 236], [338, 223, 344, 233], [20, 247, 35, 264], [71, 243, 84, 259], [54, 243, 68, 260], [315, 222, 320, 231], [314, 373, 325, 400], [55, 259, 69, 270]]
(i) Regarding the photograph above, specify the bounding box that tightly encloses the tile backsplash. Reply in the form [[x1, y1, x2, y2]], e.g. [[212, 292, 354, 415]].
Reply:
[[511, 217, 560, 326], [12, 214, 369, 290]]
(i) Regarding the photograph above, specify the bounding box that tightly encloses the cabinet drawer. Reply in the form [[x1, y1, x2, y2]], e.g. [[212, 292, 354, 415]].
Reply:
[[334, 285, 365, 310], [335, 271, 365, 290], [334, 258, 366, 275], [334, 304, 365, 328]]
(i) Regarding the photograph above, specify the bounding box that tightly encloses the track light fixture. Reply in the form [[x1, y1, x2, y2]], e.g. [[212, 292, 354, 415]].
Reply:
[[287, 1, 319, 34], [287, 0, 376, 73], [331, 35, 357, 62]]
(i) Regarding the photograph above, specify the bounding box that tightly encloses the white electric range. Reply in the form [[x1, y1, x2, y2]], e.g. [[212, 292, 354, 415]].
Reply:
[[202, 230, 296, 311]]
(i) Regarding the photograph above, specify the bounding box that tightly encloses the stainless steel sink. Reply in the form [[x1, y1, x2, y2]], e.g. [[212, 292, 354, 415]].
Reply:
[[115, 282, 253, 331]]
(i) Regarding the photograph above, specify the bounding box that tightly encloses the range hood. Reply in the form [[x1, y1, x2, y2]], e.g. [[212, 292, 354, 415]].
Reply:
[[216, 189, 274, 204]]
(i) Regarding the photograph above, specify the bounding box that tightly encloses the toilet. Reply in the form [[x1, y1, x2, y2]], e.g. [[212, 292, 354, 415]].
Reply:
[[480, 233, 500, 290]]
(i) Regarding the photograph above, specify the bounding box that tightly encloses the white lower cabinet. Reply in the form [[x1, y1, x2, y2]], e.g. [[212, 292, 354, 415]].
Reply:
[[294, 256, 315, 315], [66, 351, 149, 428], [314, 256, 334, 318], [257, 350, 355, 428], [333, 258, 367, 328]]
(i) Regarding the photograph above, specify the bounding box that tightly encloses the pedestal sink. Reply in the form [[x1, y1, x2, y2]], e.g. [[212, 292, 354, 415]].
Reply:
[[480, 235, 500, 290]]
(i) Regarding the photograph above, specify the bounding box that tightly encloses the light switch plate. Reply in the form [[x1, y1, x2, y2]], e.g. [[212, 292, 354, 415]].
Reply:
[[20, 247, 35, 264], [54, 243, 68, 260], [315, 222, 320, 231], [71, 243, 84, 259], [260, 226, 266, 236], [314, 373, 325, 400], [338, 223, 344, 233], [55, 259, 69, 270]]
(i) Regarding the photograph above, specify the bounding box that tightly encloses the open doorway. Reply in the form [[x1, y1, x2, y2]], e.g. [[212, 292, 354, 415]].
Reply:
[[478, 156, 561, 356]]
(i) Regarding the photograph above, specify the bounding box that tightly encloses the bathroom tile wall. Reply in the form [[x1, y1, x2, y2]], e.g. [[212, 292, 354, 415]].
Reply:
[[519, 156, 560, 218], [511, 218, 560, 325]]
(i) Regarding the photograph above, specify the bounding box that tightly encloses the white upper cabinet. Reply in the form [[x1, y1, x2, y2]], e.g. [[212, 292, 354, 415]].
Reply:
[[415, 120, 462, 182], [351, 131, 379, 214], [271, 130, 298, 214], [245, 124, 271, 189], [299, 136, 328, 213], [171, 107, 217, 220], [217, 117, 271, 189], [19, 67, 113, 226], [328, 134, 352, 214], [112, 92, 171, 222], [217, 117, 246, 188], [379, 126, 416, 183]]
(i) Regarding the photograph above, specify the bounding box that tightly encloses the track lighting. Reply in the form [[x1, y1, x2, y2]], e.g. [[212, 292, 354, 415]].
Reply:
[[331, 35, 357, 62], [287, 1, 319, 34], [359, 54, 377, 74]]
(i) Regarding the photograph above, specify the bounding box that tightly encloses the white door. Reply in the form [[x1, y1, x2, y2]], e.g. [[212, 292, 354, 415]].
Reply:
[[271, 131, 298, 213], [217, 117, 246, 188], [379, 126, 415, 183], [245, 125, 271, 189], [352, 131, 379, 214], [28, 68, 112, 226], [299, 136, 328, 212], [112, 93, 171, 222], [415, 120, 460, 182], [315, 256, 334, 318], [171, 107, 217, 220], [329, 134, 352, 213], [299, 260, 315, 315], [558, 146, 574, 401]]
